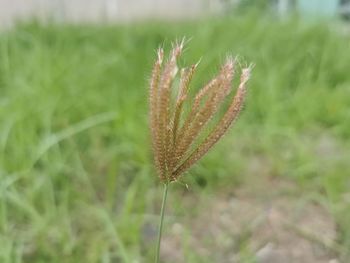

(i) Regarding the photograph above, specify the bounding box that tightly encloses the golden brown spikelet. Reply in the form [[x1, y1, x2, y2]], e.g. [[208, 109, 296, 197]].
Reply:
[[149, 42, 252, 182], [172, 63, 197, 143], [149, 48, 164, 179]]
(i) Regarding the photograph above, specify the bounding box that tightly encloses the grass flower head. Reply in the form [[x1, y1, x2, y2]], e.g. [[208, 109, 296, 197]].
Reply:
[[149, 40, 252, 183]]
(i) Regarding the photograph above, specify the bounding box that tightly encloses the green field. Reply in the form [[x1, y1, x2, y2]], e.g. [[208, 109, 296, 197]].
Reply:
[[0, 14, 350, 262]]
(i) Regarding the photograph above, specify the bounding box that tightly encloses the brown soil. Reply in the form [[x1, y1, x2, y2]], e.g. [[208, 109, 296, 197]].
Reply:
[[160, 176, 339, 263]]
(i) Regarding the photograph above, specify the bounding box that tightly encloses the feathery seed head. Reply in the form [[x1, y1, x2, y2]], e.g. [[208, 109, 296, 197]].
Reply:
[[149, 42, 252, 183]]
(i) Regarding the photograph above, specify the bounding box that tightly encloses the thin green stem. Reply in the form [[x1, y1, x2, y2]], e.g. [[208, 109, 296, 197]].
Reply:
[[155, 182, 169, 263]]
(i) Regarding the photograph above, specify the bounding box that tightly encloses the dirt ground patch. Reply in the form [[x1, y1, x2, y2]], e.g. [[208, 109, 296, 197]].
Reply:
[[160, 176, 339, 262]]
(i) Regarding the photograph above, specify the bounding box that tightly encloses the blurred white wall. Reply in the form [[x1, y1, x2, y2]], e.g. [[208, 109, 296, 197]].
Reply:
[[0, 0, 225, 26]]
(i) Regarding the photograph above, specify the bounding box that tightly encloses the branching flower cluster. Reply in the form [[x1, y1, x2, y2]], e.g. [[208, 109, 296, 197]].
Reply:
[[149, 40, 252, 182]]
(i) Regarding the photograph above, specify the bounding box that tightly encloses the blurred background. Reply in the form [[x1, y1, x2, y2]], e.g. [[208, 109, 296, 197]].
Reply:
[[0, 0, 350, 262], [1, 0, 350, 25]]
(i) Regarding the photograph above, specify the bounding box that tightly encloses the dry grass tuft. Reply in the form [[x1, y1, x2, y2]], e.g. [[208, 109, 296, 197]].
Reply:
[[149, 41, 252, 182]]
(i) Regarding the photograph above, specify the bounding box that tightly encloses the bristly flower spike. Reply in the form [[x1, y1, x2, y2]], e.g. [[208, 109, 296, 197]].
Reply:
[[149, 42, 252, 183]]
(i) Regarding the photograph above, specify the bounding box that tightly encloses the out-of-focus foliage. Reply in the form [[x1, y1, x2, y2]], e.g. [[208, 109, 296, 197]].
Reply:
[[0, 13, 349, 262]]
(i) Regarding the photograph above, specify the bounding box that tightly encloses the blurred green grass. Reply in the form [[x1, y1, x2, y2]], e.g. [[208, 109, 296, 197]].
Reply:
[[0, 14, 350, 262]]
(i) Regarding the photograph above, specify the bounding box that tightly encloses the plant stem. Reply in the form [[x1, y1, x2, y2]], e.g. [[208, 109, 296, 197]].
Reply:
[[155, 182, 169, 263]]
